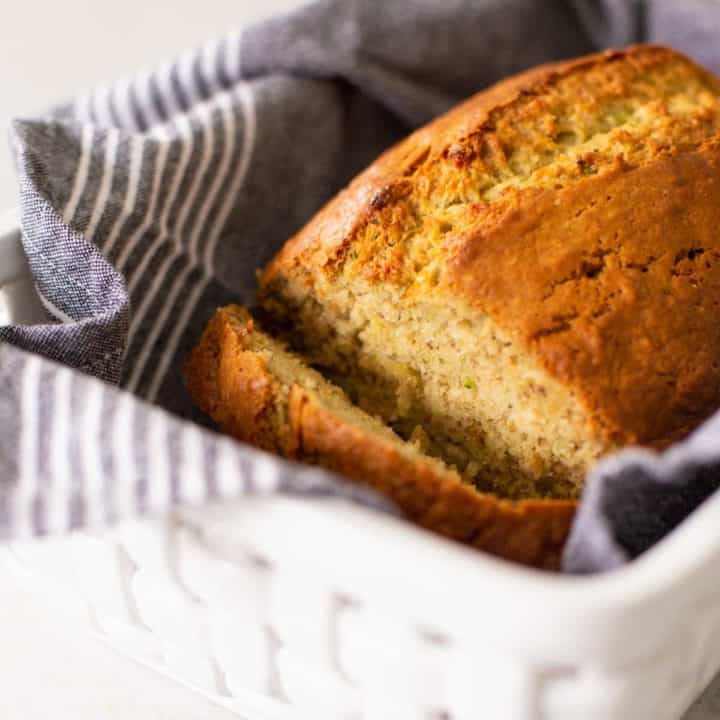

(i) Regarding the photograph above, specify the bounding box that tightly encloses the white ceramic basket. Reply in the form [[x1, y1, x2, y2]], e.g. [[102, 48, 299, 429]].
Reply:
[[3, 214, 720, 720]]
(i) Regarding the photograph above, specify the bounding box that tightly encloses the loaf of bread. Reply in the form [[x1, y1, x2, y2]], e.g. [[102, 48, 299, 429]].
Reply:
[[258, 44, 720, 501], [184, 305, 575, 568], [186, 44, 720, 566]]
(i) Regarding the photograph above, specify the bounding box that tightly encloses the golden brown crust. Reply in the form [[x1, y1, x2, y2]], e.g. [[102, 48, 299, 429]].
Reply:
[[184, 311, 285, 454], [447, 140, 720, 446], [261, 46, 682, 280], [184, 306, 576, 570], [259, 44, 720, 449]]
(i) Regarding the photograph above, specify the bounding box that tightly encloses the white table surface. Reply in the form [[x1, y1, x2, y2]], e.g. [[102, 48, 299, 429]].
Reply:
[[2, 3, 720, 718], [0, 575, 241, 720]]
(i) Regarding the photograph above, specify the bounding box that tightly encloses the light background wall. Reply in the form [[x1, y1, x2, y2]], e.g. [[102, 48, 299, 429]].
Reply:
[[0, 0, 301, 208]]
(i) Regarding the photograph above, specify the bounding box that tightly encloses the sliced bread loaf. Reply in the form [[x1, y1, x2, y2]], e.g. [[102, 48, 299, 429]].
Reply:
[[184, 305, 575, 569], [258, 45, 720, 500]]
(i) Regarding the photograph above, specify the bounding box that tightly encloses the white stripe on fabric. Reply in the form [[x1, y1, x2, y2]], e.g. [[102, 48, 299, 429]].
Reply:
[[156, 60, 182, 117], [146, 409, 170, 513], [62, 123, 95, 225], [111, 390, 137, 523], [122, 114, 193, 285], [136, 68, 161, 127], [36, 287, 74, 323], [46, 368, 74, 533], [201, 37, 224, 94], [144, 274, 209, 403], [136, 93, 231, 401], [154, 114, 194, 239], [109, 130, 165, 265], [15, 355, 42, 538], [74, 92, 93, 124], [178, 422, 206, 506], [215, 439, 243, 499], [177, 101, 214, 262], [125, 100, 217, 395], [113, 76, 138, 132], [92, 84, 114, 128], [84, 128, 120, 240], [145, 84, 256, 402], [178, 49, 201, 107], [104, 134, 147, 257], [79, 379, 105, 528], [204, 83, 256, 273], [190, 92, 235, 270], [225, 28, 242, 81], [129, 77, 149, 132], [251, 454, 281, 493]]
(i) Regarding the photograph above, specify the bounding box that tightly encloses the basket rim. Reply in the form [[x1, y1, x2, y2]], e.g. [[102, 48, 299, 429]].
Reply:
[[4, 204, 720, 668]]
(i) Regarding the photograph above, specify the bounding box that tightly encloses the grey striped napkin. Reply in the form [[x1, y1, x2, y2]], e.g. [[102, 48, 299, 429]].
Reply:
[[2, 0, 720, 572]]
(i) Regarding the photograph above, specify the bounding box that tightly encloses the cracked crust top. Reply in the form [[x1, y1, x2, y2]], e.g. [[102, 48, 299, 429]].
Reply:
[[448, 142, 720, 446], [262, 45, 720, 448]]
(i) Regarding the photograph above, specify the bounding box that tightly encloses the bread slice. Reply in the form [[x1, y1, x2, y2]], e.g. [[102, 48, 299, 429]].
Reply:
[[184, 305, 576, 569], [258, 44, 720, 500]]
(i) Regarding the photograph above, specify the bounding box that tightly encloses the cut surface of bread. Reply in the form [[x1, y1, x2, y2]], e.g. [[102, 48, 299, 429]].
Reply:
[[258, 44, 720, 499], [184, 305, 576, 569]]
